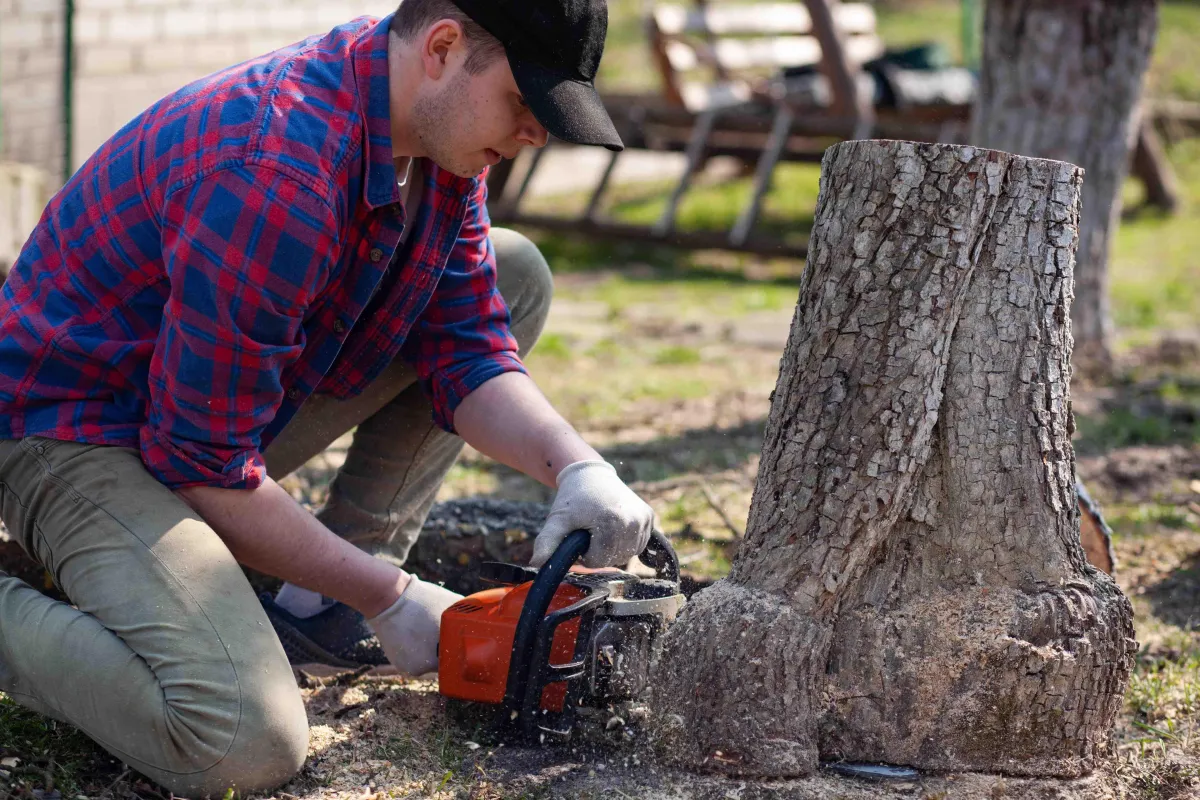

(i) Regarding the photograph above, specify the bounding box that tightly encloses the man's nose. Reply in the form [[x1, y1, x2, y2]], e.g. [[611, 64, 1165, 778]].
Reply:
[[517, 116, 549, 148]]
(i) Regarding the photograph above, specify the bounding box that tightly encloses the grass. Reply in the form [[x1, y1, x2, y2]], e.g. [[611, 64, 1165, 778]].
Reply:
[[0, 695, 122, 797], [1115, 141, 1200, 335], [1076, 407, 1200, 453], [1128, 651, 1200, 725], [1075, 375, 1200, 454], [1108, 504, 1200, 538], [574, 274, 798, 314], [654, 344, 703, 365], [1149, 3, 1200, 103], [528, 331, 573, 360], [1113, 618, 1200, 799]]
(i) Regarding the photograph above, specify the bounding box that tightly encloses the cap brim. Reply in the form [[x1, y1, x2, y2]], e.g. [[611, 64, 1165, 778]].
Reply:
[[510, 58, 624, 152]]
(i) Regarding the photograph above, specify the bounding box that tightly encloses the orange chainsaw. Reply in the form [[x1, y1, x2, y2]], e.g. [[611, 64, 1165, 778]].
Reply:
[[437, 529, 685, 739]]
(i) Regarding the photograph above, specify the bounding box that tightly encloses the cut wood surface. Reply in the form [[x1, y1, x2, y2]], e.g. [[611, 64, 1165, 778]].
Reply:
[[648, 140, 1137, 778]]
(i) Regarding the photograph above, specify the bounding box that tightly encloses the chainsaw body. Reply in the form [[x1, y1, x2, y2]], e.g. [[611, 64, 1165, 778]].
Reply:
[[438, 530, 684, 738]]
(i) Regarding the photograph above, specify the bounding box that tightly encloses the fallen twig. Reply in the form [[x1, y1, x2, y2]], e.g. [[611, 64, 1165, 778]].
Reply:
[[99, 769, 129, 800], [628, 469, 752, 496], [296, 664, 373, 690], [334, 665, 374, 687], [699, 483, 744, 539]]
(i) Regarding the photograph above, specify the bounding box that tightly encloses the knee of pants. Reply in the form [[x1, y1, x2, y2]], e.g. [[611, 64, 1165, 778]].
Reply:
[[165, 674, 309, 797], [490, 227, 553, 356]]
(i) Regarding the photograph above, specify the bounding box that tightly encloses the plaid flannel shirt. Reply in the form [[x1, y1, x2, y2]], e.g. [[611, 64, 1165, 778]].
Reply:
[[0, 14, 526, 490]]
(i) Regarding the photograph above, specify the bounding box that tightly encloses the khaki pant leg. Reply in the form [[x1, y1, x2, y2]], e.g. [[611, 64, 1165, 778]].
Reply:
[[0, 438, 309, 796]]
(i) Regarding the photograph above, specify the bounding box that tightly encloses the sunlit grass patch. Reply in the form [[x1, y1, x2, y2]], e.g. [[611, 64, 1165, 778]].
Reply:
[[1109, 503, 1200, 539]]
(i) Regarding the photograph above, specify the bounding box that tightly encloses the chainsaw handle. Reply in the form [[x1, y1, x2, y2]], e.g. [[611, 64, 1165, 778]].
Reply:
[[503, 528, 592, 716], [503, 529, 680, 718]]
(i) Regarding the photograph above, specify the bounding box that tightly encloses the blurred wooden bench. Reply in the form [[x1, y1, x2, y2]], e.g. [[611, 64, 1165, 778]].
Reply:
[[489, 0, 975, 257], [490, 1, 892, 257], [647, 0, 882, 122], [487, 0, 1174, 260]]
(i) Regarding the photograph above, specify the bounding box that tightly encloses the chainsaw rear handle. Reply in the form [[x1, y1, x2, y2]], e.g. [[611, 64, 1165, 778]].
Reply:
[[501, 528, 678, 730]]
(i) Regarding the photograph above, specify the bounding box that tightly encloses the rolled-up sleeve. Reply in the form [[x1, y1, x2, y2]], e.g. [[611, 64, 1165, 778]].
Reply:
[[401, 177, 527, 432], [140, 163, 338, 490]]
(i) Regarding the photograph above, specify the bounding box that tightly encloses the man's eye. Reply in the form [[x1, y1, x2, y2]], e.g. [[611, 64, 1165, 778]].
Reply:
[[516, 96, 529, 109]]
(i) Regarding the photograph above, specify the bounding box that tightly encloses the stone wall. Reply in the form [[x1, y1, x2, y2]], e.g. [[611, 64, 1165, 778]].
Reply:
[[0, 0, 65, 180], [72, 0, 397, 167]]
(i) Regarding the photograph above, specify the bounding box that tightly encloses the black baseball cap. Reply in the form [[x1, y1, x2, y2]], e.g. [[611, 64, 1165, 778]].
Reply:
[[449, 0, 624, 151]]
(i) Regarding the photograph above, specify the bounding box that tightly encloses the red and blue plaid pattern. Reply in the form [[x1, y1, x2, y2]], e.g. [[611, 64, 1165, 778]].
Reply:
[[0, 14, 525, 490]]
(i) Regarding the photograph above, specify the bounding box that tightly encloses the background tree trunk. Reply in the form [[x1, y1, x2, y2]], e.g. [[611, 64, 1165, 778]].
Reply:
[[970, 0, 1159, 377], [648, 140, 1136, 778]]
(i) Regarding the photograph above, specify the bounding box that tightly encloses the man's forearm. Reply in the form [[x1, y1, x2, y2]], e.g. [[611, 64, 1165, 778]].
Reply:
[[177, 477, 409, 618], [453, 371, 601, 487]]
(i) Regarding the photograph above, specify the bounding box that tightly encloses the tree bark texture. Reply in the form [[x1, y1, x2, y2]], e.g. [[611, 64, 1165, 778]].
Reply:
[[970, 0, 1159, 376], [648, 141, 1136, 778]]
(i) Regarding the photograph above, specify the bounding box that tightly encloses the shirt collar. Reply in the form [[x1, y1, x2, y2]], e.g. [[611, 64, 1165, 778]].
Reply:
[[352, 14, 481, 212], [352, 14, 403, 211]]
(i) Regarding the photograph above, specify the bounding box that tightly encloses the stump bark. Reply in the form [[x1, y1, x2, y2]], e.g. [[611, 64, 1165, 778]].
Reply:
[[970, 0, 1159, 376], [648, 141, 1136, 778]]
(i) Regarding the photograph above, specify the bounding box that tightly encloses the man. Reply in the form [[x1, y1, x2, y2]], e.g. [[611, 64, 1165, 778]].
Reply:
[[0, 0, 655, 794]]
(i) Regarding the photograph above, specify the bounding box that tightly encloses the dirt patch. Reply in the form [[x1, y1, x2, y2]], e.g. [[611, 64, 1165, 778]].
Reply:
[[270, 676, 1115, 800], [1078, 445, 1200, 504]]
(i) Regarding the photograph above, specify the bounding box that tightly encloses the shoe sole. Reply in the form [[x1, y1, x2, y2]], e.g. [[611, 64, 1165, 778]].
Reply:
[[263, 606, 369, 670]]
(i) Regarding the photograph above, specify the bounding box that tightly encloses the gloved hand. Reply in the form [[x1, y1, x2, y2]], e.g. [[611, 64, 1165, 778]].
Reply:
[[531, 460, 656, 569], [366, 575, 463, 677]]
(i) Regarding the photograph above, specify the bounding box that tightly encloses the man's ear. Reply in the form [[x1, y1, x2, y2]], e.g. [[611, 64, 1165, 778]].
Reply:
[[421, 20, 465, 80]]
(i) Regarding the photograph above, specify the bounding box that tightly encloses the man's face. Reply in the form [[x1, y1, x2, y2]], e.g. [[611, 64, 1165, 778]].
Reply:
[[411, 49, 549, 179]]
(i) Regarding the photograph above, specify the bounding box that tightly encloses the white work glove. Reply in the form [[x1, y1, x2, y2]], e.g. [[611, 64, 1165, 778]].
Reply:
[[366, 576, 463, 677], [531, 460, 656, 569]]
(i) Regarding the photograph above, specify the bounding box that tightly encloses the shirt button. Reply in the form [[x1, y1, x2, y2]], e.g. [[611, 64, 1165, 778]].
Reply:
[[333, 319, 347, 334], [370, 248, 384, 263], [286, 387, 302, 401]]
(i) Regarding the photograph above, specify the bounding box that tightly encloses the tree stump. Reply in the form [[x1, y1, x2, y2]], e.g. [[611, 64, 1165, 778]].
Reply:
[[970, 0, 1159, 376], [648, 141, 1136, 778]]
